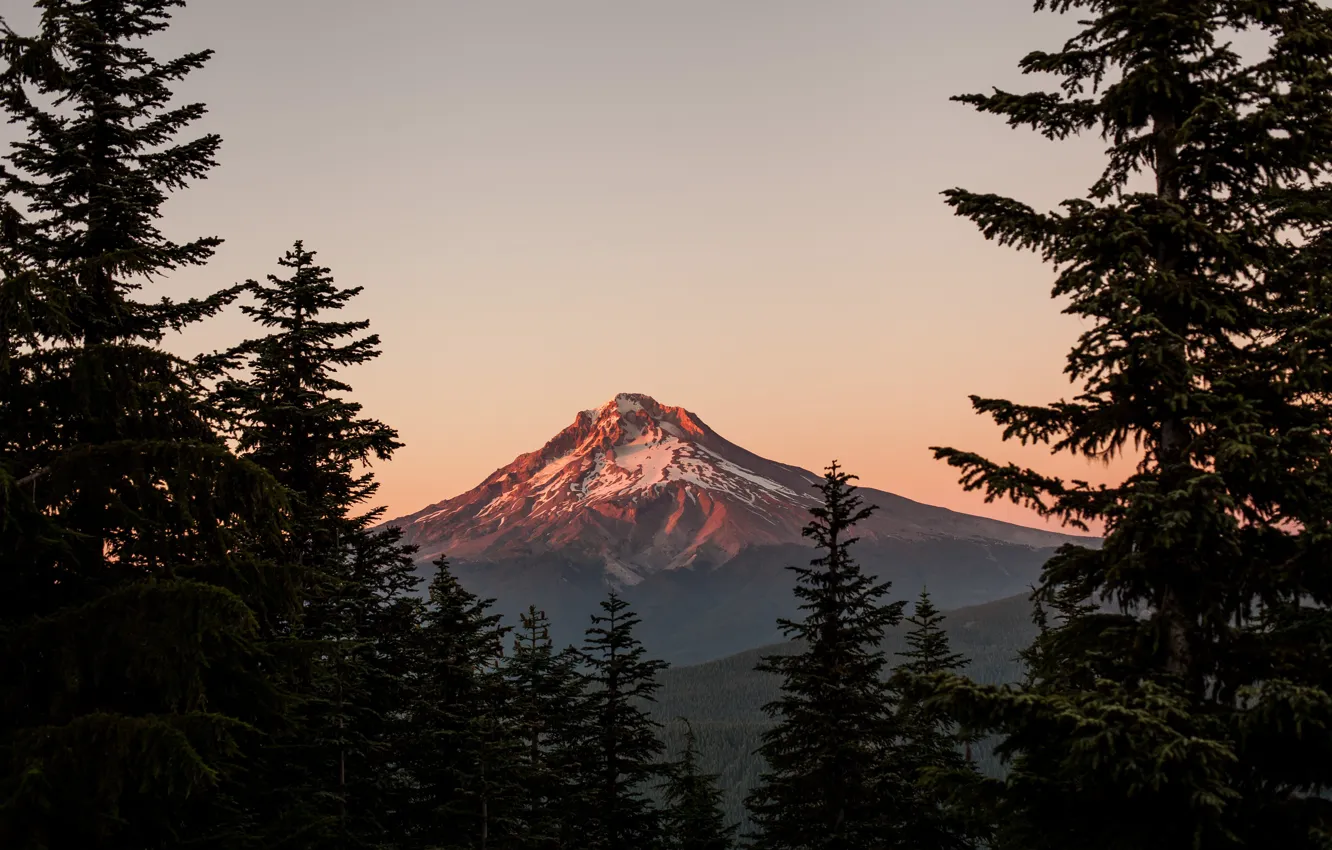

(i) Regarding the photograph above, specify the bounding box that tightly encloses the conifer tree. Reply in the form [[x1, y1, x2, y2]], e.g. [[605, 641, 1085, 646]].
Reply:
[[744, 462, 911, 850], [1013, 584, 1099, 694], [505, 606, 587, 850], [214, 241, 422, 849], [921, 2, 1332, 848], [572, 592, 669, 850], [0, 3, 300, 846], [409, 557, 520, 850], [890, 589, 977, 850], [660, 719, 738, 850], [346, 524, 427, 844]]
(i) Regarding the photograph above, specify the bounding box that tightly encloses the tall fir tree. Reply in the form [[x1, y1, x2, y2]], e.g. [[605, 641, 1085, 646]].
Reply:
[[505, 607, 588, 850], [343, 524, 426, 846], [890, 589, 978, 850], [921, 2, 1332, 848], [744, 462, 912, 850], [214, 241, 423, 849], [660, 719, 738, 850], [409, 557, 520, 850], [572, 592, 669, 850], [0, 3, 301, 846], [218, 242, 401, 544]]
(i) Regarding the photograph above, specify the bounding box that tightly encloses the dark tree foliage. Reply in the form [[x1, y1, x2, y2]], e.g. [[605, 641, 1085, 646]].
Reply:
[[744, 462, 911, 850], [219, 242, 401, 549], [660, 719, 738, 850], [1013, 584, 1100, 694], [648, 590, 1044, 833], [505, 606, 587, 850], [922, 2, 1332, 848], [408, 557, 520, 850], [215, 241, 422, 849], [573, 592, 669, 850], [0, 2, 300, 847], [891, 589, 978, 850], [322, 523, 425, 849]]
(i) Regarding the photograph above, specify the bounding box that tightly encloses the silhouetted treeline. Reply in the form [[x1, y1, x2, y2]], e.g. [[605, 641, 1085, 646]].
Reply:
[[651, 589, 1038, 832]]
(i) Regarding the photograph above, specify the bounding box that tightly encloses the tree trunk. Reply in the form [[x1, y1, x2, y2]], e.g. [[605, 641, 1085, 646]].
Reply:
[[1150, 101, 1195, 684]]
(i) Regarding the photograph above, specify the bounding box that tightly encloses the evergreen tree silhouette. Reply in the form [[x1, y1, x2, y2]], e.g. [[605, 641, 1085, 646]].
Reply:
[[924, 2, 1332, 847], [661, 718, 738, 850], [572, 592, 669, 850], [890, 589, 978, 850], [408, 557, 520, 850], [215, 241, 423, 847], [506, 606, 588, 850], [745, 462, 911, 850], [0, 3, 299, 845]]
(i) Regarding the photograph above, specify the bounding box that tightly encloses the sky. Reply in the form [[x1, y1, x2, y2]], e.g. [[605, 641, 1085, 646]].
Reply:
[[6, 0, 1140, 529]]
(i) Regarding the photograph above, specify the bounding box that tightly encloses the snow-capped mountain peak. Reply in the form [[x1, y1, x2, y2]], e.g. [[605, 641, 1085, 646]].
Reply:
[[547, 392, 811, 510], [386, 393, 1092, 587], [392, 393, 822, 579]]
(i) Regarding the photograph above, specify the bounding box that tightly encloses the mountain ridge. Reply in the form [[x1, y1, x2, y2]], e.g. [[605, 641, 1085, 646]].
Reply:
[[385, 392, 1093, 585], [382, 392, 1097, 662]]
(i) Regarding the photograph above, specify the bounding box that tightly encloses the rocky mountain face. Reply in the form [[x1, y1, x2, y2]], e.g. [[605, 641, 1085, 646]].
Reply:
[[384, 393, 1097, 662], [389, 393, 1086, 578], [389, 393, 821, 581]]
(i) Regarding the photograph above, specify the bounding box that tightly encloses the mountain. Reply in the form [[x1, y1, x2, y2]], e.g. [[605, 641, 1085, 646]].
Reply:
[[384, 393, 1096, 661], [389, 392, 1089, 575], [391, 393, 820, 582]]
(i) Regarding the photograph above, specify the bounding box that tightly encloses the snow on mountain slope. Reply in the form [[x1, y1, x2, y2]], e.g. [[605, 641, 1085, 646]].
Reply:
[[385, 393, 1092, 585]]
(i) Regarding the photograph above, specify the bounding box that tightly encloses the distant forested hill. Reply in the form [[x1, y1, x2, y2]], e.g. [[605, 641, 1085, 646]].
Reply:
[[650, 591, 1039, 830]]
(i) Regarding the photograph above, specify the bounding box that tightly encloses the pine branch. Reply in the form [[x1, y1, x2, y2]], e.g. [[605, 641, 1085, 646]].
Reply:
[[16, 465, 48, 487]]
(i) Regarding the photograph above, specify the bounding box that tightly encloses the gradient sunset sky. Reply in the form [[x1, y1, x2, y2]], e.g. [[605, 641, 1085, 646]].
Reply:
[[6, 0, 1138, 529]]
